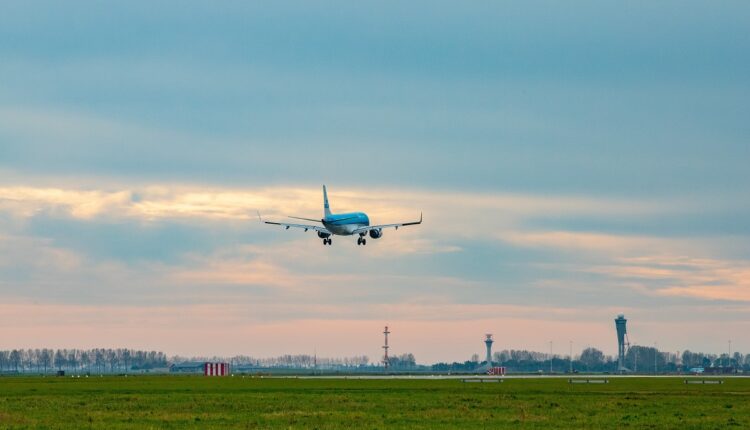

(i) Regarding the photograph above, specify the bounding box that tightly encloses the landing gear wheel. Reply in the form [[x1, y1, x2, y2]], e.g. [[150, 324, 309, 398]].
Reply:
[[362, 238, 366, 246], [327, 238, 332, 245], [323, 238, 332, 245], [357, 237, 362, 245]]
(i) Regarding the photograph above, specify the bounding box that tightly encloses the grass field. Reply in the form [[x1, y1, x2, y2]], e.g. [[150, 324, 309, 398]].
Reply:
[[1, 376, 748, 429]]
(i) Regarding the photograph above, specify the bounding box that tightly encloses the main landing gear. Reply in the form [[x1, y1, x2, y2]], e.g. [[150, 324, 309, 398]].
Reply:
[[322, 238, 332, 245], [357, 236, 367, 246]]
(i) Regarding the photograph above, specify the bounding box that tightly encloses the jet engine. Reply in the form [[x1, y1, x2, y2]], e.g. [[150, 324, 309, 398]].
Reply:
[[317, 231, 331, 239], [369, 228, 383, 239]]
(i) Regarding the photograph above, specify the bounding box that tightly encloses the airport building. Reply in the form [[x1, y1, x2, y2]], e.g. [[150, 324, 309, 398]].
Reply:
[[169, 361, 206, 374], [169, 361, 230, 376]]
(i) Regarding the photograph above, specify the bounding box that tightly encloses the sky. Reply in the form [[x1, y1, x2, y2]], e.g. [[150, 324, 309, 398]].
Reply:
[[1, 1, 749, 363]]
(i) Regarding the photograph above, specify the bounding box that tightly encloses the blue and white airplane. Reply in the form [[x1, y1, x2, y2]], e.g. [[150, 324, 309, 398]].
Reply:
[[261, 185, 422, 246]]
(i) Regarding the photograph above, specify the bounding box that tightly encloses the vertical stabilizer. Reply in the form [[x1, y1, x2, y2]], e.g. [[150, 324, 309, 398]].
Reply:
[[323, 185, 332, 218]]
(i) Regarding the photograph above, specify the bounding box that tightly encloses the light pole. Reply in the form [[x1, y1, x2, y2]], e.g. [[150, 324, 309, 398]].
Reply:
[[728, 340, 732, 369], [569, 341, 573, 374], [549, 341, 553, 374]]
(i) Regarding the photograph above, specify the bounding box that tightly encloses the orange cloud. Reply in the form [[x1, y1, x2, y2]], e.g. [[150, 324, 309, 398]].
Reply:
[[585, 256, 750, 302], [0, 183, 664, 224]]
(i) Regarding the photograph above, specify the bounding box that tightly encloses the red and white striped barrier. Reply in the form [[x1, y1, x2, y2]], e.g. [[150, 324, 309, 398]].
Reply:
[[487, 366, 506, 376], [204, 362, 230, 376]]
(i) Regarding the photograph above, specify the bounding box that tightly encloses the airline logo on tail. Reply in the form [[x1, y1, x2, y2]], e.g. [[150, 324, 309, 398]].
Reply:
[[323, 185, 332, 218]]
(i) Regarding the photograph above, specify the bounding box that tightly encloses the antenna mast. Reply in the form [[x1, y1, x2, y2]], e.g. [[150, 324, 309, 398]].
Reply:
[[382, 326, 390, 370]]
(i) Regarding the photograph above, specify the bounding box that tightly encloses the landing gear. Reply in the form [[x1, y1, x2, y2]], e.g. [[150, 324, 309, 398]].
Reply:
[[357, 237, 367, 246], [322, 238, 332, 245]]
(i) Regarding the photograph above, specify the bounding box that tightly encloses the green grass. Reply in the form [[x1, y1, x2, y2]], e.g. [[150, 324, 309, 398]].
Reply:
[[1, 376, 749, 429]]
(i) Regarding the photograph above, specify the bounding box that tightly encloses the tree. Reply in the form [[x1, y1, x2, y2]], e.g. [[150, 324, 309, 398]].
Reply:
[[67, 350, 79, 374], [80, 351, 91, 373], [470, 353, 479, 363], [121, 349, 131, 372], [54, 350, 66, 371], [493, 350, 510, 364], [387, 353, 416, 369], [95, 349, 105, 373], [32, 349, 42, 373], [579, 348, 605, 369], [732, 352, 743, 368], [626, 346, 665, 372], [10, 350, 21, 373], [40, 349, 53, 374], [107, 349, 118, 372], [23, 349, 35, 373]]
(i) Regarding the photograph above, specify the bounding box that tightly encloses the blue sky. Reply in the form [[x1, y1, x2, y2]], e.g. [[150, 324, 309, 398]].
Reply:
[[1, 1, 749, 362]]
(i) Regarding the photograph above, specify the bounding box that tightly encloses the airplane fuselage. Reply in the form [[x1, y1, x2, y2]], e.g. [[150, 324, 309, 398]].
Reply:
[[322, 212, 370, 236]]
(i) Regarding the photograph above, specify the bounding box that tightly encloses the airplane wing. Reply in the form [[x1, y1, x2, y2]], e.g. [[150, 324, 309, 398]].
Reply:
[[351, 213, 422, 235], [258, 212, 331, 234], [264, 220, 331, 234]]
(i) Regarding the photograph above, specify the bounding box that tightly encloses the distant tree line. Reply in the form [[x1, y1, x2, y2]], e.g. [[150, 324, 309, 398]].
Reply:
[[173, 353, 418, 370], [172, 354, 372, 369], [171, 353, 421, 371], [386, 353, 417, 369], [4, 346, 748, 374], [431, 347, 750, 373], [0, 349, 167, 374]]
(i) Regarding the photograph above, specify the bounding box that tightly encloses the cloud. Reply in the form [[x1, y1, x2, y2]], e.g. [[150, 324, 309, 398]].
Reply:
[[600, 256, 750, 302], [0, 186, 133, 219], [0, 182, 674, 225], [499, 230, 663, 254], [502, 228, 750, 303], [0, 234, 82, 272]]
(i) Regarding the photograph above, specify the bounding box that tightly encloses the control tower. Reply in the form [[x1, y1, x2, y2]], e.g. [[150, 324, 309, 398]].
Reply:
[[615, 314, 629, 372], [484, 334, 494, 366]]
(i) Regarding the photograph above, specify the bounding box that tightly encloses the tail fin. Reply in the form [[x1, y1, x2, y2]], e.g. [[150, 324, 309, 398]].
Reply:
[[323, 185, 332, 218]]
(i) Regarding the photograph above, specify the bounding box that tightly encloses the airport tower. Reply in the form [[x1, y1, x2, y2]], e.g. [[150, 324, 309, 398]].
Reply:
[[485, 334, 494, 366], [615, 314, 629, 372]]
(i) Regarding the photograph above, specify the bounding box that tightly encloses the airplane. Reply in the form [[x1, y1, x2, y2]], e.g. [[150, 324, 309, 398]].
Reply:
[[260, 185, 422, 246]]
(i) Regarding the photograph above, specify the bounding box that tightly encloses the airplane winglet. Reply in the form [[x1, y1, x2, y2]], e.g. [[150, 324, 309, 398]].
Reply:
[[401, 212, 422, 226]]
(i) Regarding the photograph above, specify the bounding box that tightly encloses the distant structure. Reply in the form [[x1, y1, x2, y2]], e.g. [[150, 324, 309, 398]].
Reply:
[[473, 333, 495, 373], [615, 314, 630, 372], [484, 334, 494, 366], [487, 366, 506, 376], [170, 361, 229, 376], [169, 361, 205, 374], [382, 326, 390, 370], [204, 362, 230, 376]]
